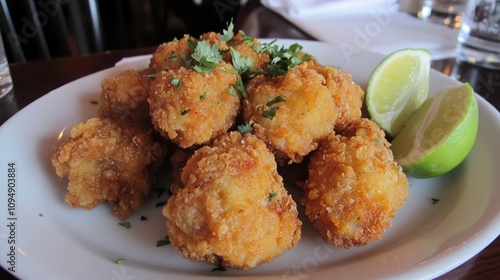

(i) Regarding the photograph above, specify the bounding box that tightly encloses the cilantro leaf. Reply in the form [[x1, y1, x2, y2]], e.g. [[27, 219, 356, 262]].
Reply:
[[119, 221, 131, 229], [220, 21, 235, 42], [266, 96, 285, 106], [251, 41, 312, 76], [192, 40, 223, 73], [237, 123, 253, 134], [230, 48, 252, 75], [156, 235, 171, 247], [236, 79, 248, 98], [262, 107, 277, 120]]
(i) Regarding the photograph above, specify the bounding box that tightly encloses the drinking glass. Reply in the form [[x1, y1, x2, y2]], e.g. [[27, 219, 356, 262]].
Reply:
[[456, 0, 500, 69], [419, 0, 467, 28], [0, 30, 13, 98]]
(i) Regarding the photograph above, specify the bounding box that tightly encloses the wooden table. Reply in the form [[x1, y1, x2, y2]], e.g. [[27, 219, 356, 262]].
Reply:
[[1, 1, 499, 279]]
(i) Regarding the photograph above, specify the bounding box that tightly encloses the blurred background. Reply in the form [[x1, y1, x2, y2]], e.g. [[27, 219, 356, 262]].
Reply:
[[0, 0, 245, 63]]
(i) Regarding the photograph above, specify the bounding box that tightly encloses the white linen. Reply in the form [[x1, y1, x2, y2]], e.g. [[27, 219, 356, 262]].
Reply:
[[261, 0, 459, 59]]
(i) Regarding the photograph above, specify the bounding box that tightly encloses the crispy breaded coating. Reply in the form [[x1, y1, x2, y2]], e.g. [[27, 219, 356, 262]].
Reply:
[[148, 62, 240, 148], [302, 118, 408, 248], [98, 69, 154, 122], [149, 34, 196, 73], [201, 30, 270, 72], [51, 118, 167, 220], [243, 61, 338, 164], [314, 64, 364, 130], [163, 132, 301, 269]]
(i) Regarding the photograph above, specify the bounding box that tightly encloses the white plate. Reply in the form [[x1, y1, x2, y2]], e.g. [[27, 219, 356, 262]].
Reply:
[[1, 40, 499, 280]]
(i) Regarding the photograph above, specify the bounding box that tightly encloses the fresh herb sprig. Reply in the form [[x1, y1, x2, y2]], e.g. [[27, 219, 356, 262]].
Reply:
[[250, 41, 312, 77]]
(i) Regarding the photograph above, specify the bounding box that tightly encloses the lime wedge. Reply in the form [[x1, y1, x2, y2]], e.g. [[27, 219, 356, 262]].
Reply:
[[391, 83, 478, 178], [366, 48, 431, 138]]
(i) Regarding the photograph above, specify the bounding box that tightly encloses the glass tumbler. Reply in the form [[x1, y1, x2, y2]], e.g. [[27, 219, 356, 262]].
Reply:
[[456, 0, 500, 69]]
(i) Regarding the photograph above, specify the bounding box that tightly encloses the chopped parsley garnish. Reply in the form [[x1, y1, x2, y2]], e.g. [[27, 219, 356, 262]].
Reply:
[[38, 213, 43, 217], [140, 216, 148, 221], [156, 201, 167, 207], [212, 264, 227, 272], [155, 187, 167, 198], [180, 53, 191, 67], [164, 51, 177, 62], [237, 123, 253, 134], [192, 40, 223, 73], [171, 77, 181, 89], [431, 198, 440, 204], [156, 235, 171, 247], [268, 191, 277, 202], [251, 41, 312, 77], [262, 107, 277, 120], [115, 258, 126, 264], [242, 34, 255, 45], [181, 109, 191, 115], [200, 92, 207, 101], [228, 87, 237, 96], [220, 21, 235, 42], [119, 221, 131, 229], [375, 138, 381, 143], [236, 79, 248, 98], [266, 96, 285, 106], [89, 100, 98, 105], [230, 48, 252, 75]]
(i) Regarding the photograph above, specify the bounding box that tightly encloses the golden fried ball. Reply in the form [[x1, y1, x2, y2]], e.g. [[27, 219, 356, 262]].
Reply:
[[314, 64, 365, 130], [302, 118, 409, 248], [243, 61, 338, 164], [149, 34, 197, 73], [98, 69, 153, 122], [51, 118, 167, 220], [148, 62, 240, 148], [163, 132, 301, 269]]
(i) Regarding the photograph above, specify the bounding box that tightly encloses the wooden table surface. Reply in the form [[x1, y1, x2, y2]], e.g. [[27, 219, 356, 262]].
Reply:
[[1, 1, 499, 279]]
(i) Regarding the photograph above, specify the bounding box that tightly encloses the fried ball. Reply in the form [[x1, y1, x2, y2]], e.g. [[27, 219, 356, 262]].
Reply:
[[51, 118, 167, 220], [149, 34, 197, 73], [98, 69, 154, 122], [302, 118, 409, 248], [314, 64, 364, 130], [201, 30, 270, 72], [243, 61, 338, 164], [163, 132, 301, 269], [148, 62, 240, 148]]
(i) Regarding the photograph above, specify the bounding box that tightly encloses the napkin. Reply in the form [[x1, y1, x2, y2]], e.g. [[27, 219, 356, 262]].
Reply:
[[261, 0, 459, 59]]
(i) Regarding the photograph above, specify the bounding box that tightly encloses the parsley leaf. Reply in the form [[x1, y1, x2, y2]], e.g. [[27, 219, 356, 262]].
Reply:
[[192, 40, 223, 73], [181, 109, 191, 115], [230, 48, 252, 75], [251, 41, 312, 76], [156, 235, 171, 247], [115, 258, 126, 264], [262, 107, 277, 120], [171, 77, 181, 89], [431, 198, 440, 204], [236, 79, 248, 98], [212, 264, 227, 272], [156, 201, 167, 207], [237, 123, 253, 134], [200, 92, 207, 101], [119, 221, 131, 229], [242, 34, 255, 45], [220, 21, 235, 42], [268, 191, 277, 202], [266, 96, 285, 106]]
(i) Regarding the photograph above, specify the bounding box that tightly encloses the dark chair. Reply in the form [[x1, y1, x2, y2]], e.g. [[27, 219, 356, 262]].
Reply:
[[0, 0, 241, 63]]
